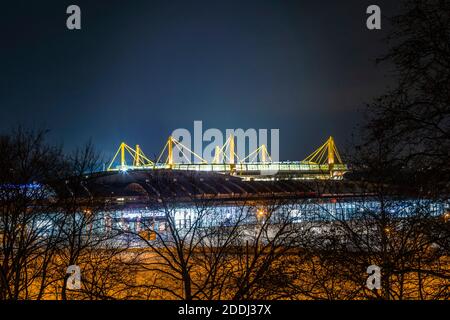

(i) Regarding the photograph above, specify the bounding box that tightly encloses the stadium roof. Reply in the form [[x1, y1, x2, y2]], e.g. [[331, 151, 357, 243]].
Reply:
[[55, 169, 374, 204]]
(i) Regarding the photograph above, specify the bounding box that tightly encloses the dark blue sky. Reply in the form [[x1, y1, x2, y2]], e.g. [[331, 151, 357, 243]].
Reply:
[[0, 0, 400, 161]]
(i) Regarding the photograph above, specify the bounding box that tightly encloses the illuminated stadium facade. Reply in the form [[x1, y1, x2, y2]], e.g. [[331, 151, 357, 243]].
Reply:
[[62, 168, 446, 239], [46, 136, 447, 239]]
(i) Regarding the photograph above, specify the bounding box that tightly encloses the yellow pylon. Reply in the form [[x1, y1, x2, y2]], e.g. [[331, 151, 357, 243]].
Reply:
[[229, 134, 235, 165], [213, 146, 220, 164], [156, 135, 208, 168], [120, 142, 125, 168], [134, 145, 141, 166], [302, 136, 343, 165], [107, 142, 154, 171], [327, 137, 334, 165], [261, 144, 267, 163], [168, 136, 173, 168]]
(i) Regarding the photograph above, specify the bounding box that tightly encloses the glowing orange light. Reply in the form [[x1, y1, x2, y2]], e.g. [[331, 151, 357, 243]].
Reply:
[[444, 212, 450, 222], [256, 209, 266, 217]]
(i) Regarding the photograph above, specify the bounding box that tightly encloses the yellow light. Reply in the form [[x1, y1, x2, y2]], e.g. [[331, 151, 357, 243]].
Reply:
[[444, 212, 450, 222], [257, 209, 266, 217]]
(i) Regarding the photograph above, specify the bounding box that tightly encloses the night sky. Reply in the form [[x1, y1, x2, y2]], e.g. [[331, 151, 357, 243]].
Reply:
[[0, 0, 401, 161]]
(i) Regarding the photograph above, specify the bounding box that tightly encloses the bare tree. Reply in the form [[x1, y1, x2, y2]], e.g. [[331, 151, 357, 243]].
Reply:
[[361, 0, 450, 196], [50, 142, 143, 300], [0, 128, 65, 299], [120, 172, 308, 300]]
